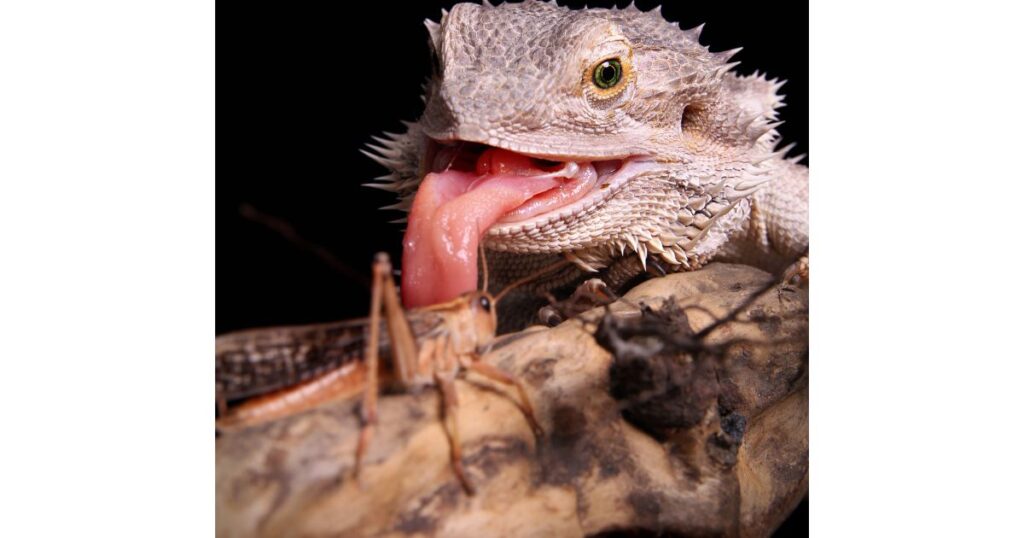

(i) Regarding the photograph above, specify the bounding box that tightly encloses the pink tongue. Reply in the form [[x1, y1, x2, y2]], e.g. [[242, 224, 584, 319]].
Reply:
[[401, 169, 560, 307]]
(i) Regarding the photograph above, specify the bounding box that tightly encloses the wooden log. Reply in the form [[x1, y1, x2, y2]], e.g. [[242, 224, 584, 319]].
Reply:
[[216, 263, 808, 537]]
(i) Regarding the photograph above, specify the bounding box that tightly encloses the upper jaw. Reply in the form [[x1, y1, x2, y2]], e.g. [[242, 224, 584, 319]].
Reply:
[[423, 127, 651, 162], [421, 136, 655, 184]]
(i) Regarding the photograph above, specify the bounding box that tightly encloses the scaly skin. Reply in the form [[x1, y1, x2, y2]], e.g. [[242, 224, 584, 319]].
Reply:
[[363, 1, 808, 330]]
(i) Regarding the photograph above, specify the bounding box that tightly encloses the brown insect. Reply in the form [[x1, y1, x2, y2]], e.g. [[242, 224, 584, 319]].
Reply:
[[216, 252, 560, 494]]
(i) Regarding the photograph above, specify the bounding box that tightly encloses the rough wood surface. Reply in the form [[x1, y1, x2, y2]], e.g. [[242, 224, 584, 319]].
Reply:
[[216, 263, 808, 538]]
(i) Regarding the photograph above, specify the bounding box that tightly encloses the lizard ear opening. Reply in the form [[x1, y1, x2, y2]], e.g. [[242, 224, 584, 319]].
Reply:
[[681, 103, 704, 135]]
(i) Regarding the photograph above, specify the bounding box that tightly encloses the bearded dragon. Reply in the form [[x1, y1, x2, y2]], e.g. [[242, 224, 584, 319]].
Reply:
[[363, 0, 808, 331]]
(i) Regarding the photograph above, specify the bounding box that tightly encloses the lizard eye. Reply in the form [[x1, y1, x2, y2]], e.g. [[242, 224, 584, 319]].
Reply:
[[592, 58, 623, 89]]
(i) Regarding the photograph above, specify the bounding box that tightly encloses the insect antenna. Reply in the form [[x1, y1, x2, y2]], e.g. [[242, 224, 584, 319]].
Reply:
[[443, 141, 465, 172], [479, 240, 489, 295], [493, 258, 573, 306], [239, 203, 369, 288]]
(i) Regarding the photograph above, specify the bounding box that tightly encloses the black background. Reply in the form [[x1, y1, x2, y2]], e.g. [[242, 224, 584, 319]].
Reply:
[[217, 2, 807, 530], [217, 0, 807, 333]]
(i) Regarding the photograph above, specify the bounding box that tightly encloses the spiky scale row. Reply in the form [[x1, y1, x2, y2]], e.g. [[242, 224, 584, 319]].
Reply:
[[361, 121, 424, 214]]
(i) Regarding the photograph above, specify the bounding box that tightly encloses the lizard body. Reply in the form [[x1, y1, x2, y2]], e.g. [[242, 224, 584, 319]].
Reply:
[[363, 1, 808, 330]]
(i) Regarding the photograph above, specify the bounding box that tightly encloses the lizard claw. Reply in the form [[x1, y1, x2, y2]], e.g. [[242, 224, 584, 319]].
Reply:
[[777, 255, 809, 301], [538, 278, 618, 326]]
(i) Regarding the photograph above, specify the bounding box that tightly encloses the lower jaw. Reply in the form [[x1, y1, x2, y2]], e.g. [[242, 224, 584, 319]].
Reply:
[[485, 157, 657, 237]]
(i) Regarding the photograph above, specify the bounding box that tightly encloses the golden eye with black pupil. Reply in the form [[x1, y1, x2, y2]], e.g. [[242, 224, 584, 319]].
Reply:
[[592, 58, 623, 89]]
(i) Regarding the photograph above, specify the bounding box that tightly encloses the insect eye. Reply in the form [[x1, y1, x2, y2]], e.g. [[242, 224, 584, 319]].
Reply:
[[592, 58, 623, 90], [478, 296, 491, 312]]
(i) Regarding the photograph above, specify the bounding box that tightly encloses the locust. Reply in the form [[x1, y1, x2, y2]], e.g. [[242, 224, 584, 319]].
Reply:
[[215, 252, 556, 494]]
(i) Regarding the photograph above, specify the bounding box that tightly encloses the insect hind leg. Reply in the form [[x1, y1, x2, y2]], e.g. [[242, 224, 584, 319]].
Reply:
[[353, 253, 390, 480]]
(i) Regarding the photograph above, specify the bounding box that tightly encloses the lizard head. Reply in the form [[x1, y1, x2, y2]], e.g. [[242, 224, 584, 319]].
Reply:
[[364, 1, 793, 306], [422, 1, 740, 160]]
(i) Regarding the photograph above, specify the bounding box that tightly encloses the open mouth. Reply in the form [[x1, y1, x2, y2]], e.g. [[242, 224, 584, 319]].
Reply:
[[401, 139, 650, 308], [424, 140, 633, 225]]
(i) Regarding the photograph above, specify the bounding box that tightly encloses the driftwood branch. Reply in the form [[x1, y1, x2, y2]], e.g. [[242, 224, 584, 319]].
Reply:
[[216, 263, 808, 537]]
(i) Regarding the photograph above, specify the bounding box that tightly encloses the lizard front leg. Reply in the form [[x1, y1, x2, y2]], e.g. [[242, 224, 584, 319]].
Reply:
[[719, 158, 809, 275]]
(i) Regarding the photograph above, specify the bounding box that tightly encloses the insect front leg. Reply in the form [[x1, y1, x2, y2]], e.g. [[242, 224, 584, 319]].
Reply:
[[353, 254, 387, 479], [467, 359, 544, 438], [437, 374, 475, 495]]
